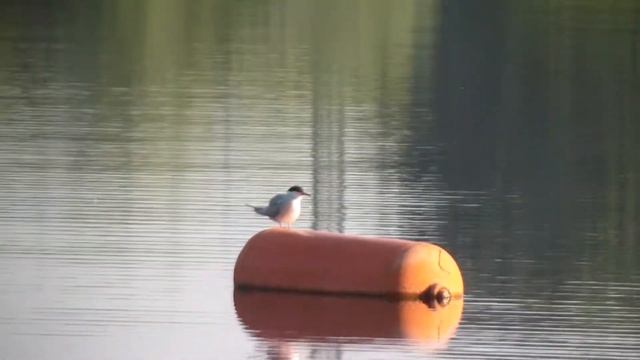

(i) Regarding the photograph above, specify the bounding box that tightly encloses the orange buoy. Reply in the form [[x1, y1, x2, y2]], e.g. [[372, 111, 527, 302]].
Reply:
[[234, 290, 463, 347], [234, 228, 463, 301]]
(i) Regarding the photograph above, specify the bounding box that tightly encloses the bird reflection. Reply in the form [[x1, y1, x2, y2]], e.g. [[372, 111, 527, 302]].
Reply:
[[265, 341, 299, 360], [310, 347, 342, 360]]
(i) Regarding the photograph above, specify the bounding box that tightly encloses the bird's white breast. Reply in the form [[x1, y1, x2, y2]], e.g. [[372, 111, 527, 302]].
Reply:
[[275, 196, 302, 225]]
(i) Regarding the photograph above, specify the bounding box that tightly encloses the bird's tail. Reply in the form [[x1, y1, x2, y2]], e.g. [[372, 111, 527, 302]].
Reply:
[[246, 204, 268, 216]]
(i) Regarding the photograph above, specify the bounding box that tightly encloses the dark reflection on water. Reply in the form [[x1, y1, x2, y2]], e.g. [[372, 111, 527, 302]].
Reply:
[[1, 0, 640, 359]]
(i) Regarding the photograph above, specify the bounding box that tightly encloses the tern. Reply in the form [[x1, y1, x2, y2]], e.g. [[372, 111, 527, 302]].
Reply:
[[248, 186, 311, 228]]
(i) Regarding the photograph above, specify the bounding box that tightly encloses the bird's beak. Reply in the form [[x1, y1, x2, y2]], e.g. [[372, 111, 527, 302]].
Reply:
[[302, 192, 311, 197]]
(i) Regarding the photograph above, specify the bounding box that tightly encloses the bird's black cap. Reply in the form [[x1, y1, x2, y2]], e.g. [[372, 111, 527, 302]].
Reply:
[[288, 185, 305, 193], [287, 185, 310, 196]]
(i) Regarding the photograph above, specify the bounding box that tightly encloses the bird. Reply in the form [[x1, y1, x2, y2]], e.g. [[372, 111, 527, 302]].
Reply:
[[247, 186, 311, 228]]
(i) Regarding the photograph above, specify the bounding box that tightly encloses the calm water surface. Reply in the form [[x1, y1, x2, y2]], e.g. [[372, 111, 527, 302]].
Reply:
[[1, 1, 639, 359]]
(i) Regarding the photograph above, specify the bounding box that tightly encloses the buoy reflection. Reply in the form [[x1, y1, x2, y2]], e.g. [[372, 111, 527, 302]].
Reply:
[[234, 289, 463, 349]]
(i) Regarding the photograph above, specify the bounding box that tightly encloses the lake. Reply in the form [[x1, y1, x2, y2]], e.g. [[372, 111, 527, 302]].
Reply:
[[1, 1, 639, 359]]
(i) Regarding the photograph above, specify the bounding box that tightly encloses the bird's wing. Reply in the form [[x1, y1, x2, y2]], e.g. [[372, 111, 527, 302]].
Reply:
[[265, 193, 288, 217], [268, 193, 287, 208]]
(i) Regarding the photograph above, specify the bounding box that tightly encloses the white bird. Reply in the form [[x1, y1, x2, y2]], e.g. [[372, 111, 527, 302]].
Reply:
[[248, 186, 311, 228]]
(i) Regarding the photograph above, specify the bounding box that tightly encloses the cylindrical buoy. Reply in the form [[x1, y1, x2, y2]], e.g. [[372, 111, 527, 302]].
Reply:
[[234, 228, 463, 301]]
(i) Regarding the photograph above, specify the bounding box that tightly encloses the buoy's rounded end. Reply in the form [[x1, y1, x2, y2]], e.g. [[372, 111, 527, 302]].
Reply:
[[399, 244, 464, 301]]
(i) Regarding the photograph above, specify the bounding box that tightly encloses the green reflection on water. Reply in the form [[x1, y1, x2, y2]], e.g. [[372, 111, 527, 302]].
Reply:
[[1, 0, 638, 284]]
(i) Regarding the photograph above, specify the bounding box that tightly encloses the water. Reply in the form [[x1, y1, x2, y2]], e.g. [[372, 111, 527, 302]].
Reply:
[[1, 1, 639, 359]]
